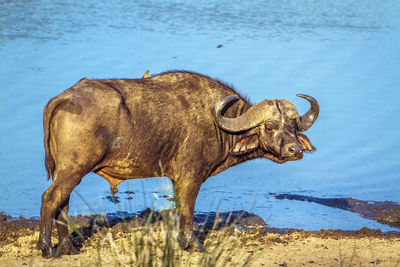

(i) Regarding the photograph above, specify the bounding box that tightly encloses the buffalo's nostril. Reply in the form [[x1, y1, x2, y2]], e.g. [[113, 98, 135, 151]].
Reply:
[[289, 145, 304, 154]]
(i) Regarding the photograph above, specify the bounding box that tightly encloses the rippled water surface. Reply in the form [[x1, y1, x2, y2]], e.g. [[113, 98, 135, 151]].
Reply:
[[1, 0, 399, 231]]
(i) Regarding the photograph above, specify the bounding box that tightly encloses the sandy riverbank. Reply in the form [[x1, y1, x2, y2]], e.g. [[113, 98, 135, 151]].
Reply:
[[1, 211, 399, 266]]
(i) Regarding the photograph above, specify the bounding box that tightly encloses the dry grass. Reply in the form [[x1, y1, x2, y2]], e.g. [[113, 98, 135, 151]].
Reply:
[[1, 201, 400, 266], [63, 209, 254, 267]]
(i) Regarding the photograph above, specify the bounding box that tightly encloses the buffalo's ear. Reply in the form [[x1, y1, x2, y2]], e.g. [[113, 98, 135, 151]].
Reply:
[[296, 132, 316, 152], [231, 135, 259, 156]]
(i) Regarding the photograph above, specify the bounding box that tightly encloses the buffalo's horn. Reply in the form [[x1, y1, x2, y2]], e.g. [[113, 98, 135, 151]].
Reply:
[[296, 94, 320, 132], [212, 95, 277, 132]]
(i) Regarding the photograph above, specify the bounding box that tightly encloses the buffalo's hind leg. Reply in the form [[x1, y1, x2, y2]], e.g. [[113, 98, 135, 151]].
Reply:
[[39, 104, 110, 257], [55, 196, 79, 255], [38, 170, 85, 258]]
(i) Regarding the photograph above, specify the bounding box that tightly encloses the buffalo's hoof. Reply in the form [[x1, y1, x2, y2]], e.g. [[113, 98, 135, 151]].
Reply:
[[178, 232, 205, 252], [40, 246, 59, 258], [37, 240, 58, 258], [57, 238, 79, 255]]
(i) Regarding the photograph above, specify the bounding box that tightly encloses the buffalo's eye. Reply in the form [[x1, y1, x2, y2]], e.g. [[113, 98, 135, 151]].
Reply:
[[292, 120, 299, 130]]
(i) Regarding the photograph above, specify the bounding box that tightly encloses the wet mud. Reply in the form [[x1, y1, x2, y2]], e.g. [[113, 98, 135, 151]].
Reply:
[[0, 209, 265, 253], [0, 212, 38, 248], [1, 209, 399, 255], [273, 194, 400, 229], [2, 209, 400, 266]]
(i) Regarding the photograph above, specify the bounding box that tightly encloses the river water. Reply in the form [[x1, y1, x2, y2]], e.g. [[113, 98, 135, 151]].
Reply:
[[1, 0, 399, 231]]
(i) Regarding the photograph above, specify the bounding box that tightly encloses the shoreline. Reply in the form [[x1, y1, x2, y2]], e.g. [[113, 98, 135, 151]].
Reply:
[[1, 210, 400, 266]]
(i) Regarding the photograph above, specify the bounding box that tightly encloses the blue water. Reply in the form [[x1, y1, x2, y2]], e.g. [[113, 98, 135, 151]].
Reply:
[[1, 0, 399, 231]]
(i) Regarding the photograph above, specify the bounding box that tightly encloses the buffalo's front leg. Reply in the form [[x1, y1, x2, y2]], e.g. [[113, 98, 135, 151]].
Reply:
[[173, 179, 204, 251]]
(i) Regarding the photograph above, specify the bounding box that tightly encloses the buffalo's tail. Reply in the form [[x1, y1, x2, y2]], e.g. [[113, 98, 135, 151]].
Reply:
[[43, 95, 66, 180]]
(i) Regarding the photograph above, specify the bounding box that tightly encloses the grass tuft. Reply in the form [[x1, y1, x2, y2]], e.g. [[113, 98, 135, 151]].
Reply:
[[66, 206, 253, 266]]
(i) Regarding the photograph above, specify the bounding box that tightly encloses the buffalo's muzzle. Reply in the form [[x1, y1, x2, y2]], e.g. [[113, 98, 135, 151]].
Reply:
[[288, 144, 304, 158]]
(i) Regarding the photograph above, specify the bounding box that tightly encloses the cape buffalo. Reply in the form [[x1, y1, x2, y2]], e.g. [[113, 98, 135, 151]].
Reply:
[[38, 70, 319, 257]]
